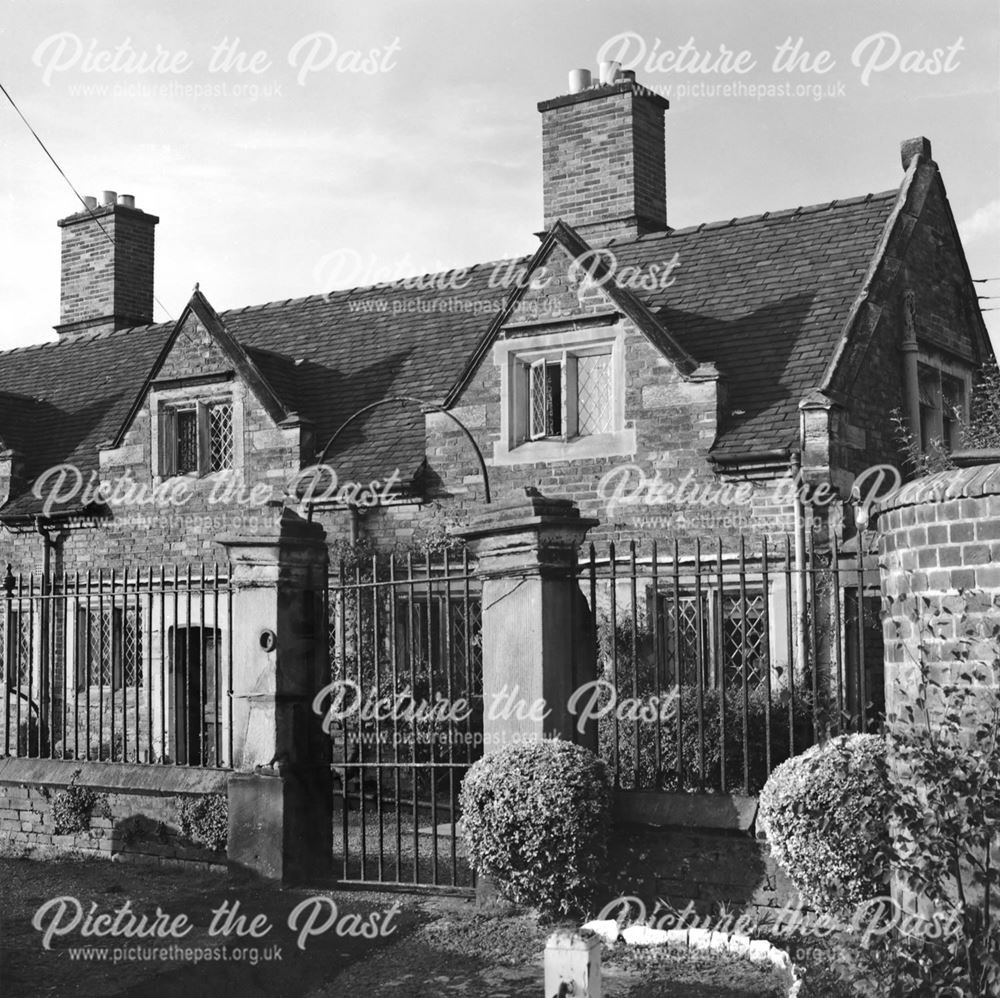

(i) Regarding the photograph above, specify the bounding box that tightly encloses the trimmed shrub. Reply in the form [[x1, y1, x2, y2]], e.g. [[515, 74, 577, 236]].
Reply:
[[757, 732, 890, 914], [459, 738, 612, 915], [51, 781, 105, 834]]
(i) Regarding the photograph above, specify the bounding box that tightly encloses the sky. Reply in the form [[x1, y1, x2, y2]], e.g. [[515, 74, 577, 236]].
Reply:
[[1, 0, 998, 352]]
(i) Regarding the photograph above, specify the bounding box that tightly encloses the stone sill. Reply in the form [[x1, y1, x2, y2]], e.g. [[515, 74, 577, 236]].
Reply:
[[0, 756, 229, 796], [492, 428, 637, 466]]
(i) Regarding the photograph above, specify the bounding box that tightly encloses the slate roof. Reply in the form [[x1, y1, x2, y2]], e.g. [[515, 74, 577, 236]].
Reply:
[[610, 190, 899, 457], [0, 323, 173, 518], [0, 188, 900, 519]]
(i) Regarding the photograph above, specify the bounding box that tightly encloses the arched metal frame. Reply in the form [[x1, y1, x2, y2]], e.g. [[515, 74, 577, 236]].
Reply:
[[310, 396, 491, 516]]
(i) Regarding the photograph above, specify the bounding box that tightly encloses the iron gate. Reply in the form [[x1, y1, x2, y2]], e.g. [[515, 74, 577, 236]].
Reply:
[[325, 549, 483, 889]]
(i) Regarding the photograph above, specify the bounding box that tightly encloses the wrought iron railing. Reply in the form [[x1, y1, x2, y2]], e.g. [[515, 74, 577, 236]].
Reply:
[[584, 534, 884, 795], [0, 564, 234, 768]]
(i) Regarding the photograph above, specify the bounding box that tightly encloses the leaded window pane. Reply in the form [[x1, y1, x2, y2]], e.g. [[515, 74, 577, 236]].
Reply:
[[209, 403, 234, 471], [577, 354, 612, 435]]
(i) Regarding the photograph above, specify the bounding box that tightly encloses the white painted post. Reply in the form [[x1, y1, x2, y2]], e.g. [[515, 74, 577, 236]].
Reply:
[[544, 930, 602, 998]]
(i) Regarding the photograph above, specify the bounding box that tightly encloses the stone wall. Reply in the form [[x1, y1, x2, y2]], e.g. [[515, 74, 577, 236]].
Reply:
[[0, 758, 227, 871]]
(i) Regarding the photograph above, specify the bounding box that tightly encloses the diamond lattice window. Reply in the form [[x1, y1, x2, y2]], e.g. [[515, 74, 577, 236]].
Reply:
[[3, 610, 32, 687], [88, 610, 114, 686], [721, 594, 766, 689], [662, 596, 707, 686], [660, 590, 766, 689], [80, 608, 143, 688], [122, 611, 143, 687], [209, 403, 234, 471], [577, 354, 612, 435]]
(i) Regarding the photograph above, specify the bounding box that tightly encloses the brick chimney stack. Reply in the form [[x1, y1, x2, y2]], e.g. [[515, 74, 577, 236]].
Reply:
[[538, 63, 670, 243], [56, 191, 158, 337]]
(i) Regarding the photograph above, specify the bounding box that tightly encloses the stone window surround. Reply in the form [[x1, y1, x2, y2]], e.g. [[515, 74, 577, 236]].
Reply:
[[492, 325, 635, 465], [150, 379, 246, 482], [916, 349, 973, 453]]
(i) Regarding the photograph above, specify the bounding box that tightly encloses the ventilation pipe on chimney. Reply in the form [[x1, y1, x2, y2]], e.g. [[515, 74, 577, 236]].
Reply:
[[598, 60, 621, 84]]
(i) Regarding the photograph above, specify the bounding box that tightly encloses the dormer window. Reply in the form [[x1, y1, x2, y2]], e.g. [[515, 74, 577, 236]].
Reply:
[[161, 400, 233, 477], [491, 325, 635, 465], [150, 381, 243, 480]]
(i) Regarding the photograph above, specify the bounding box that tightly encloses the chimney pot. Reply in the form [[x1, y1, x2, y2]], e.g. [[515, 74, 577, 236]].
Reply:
[[118, 194, 135, 209], [598, 60, 621, 85], [101, 190, 117, 206], [620, 69, 636, 83], [568, 68, 591, 94], [83, 195, 97, 210]]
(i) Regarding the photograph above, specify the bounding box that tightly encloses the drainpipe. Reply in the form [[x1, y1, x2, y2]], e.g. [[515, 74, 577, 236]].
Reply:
[[901, 290, 921, 444], [789, 453, 808, 677]]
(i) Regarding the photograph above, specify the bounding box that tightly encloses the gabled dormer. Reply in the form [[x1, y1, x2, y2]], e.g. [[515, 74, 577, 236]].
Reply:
[[100, 289, 310, 499], [444, 219, 719, 469]]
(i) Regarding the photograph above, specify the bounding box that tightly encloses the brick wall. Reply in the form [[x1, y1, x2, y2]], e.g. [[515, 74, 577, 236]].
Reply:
[[606, 793, 801, 918], [609, 823, 800, 918], [874, 462, 1000, 718], [873, 461, 1000, 911]]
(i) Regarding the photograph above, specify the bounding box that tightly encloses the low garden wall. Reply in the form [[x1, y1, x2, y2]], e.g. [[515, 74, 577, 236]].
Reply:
[[607, 793, 801, 917], [0, 758, 228, 871]]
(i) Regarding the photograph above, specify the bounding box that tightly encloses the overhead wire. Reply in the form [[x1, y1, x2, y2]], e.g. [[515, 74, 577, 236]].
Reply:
[[0, 78, 173, 322]]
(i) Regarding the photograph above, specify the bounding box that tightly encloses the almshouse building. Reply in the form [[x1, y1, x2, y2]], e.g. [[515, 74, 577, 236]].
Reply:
[[0, 67, 992, 808]]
